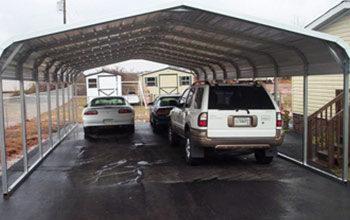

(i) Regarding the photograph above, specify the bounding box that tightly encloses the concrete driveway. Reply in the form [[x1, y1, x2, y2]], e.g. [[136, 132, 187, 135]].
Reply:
[[0, 122, 349, 220]]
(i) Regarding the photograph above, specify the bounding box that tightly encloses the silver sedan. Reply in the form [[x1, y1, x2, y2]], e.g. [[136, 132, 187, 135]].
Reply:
[[82, 96, 135, 137]]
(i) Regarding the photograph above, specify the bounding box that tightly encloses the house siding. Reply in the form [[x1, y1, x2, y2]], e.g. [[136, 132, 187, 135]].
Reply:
[[292, 14, 350, 115]]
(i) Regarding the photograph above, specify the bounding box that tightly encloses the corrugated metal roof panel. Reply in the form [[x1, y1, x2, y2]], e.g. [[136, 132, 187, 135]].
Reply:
[[0, 2, 349, 81]]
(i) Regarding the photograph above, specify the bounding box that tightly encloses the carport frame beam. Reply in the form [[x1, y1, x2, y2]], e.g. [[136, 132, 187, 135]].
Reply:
[[56, 75, 61, 140], [61, 75, 66, 132], [0, 77, 8, 194], [19, 74, 28, 173], [35, 77, 43, 158], [47, 74, 53, 147], [343, 59, 349, 181], [303, 74, 308, 165]]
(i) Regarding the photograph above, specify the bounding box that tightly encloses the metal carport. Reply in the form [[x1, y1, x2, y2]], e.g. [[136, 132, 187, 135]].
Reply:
[[1, 1, 350, 195]]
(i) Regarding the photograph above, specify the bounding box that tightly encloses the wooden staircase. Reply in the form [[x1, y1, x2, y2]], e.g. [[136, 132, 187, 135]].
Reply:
[[307, 91, 349, 169]]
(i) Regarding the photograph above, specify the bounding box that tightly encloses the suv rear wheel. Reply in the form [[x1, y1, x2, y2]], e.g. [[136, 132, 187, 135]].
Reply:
[[254, 149, 274, 164], [185, 131, 202, 165], [168, 125, 180, 147]]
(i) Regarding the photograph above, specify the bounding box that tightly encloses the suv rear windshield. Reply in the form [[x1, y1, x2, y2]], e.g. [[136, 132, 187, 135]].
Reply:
[[91, 97, 125, 106], [208, 85, 275, 110]]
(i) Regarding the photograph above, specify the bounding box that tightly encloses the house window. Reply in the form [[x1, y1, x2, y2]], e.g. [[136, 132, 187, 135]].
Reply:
[[180, 76, 191, 86], [88, 79, 97, 88], [145, 77, 157, 87]]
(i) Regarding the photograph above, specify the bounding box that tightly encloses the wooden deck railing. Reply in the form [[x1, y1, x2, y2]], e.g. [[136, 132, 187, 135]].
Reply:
[[307, 91, 348, 169]]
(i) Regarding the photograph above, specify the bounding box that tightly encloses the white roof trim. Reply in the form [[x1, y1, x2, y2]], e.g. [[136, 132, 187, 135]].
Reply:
[[306, 1, 350, 30]]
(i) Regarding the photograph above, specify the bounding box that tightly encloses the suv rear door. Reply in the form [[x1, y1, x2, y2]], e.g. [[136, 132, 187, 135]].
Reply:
[[207, 85, 277, 138]]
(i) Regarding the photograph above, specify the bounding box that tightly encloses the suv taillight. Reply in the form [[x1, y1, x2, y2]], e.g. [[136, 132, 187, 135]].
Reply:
[[198, 112, 208, 127], [84, 110, 98, 115], [157, 109, 170, 116], [276, 112, 282, 128], [119, 108, 132, 114]]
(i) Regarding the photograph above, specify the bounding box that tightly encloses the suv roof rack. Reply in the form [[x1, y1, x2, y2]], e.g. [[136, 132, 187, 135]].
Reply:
[[192, 80, 239, 86]]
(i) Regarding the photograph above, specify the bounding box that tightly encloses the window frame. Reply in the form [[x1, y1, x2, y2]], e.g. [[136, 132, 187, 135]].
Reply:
[[194, 87, 204, 109], [179, 76, 191, 86], [88, 78, 97, 88], [145, 77, 157, 87], [186, 88, 196, 108]]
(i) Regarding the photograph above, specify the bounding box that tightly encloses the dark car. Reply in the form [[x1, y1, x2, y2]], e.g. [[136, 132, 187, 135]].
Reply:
[[149, 95, 181, 132]]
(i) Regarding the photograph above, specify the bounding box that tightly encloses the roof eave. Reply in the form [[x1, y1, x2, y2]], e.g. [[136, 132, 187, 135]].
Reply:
[[306, 1, 350, 30]]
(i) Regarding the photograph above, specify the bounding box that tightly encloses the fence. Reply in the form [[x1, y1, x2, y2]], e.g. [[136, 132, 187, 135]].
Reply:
[[0, 79, 79, 195]]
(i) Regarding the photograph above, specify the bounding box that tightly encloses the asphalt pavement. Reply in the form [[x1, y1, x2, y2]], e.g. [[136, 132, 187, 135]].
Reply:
[[0, 122, 350, 220]]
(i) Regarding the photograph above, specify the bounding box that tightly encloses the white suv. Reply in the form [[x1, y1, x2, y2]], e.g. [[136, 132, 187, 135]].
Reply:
[[168, 82, 284, 165]]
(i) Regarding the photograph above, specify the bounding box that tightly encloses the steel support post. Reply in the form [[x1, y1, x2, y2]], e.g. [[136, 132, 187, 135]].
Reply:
[[62, 77, 66, 133], [19, 76, 28, 172], [35, 79, 42, 158], [72, 81, 76, 123], [303, 74, 308, 165], [74, 79, 78, 123], [56, 77, 61, 140], [274, 76, 278, 103], [0, 77, 8, 194], [70, 83, 74, 123], [67, 83, 71, 125], [47, 76, 53, 147], [343, 59, 349, 181]]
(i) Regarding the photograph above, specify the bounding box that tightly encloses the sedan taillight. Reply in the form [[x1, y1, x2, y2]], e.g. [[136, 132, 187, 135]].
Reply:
[[198, 112, 208, 127], [119, 108, 132, 114], [84, 110, 98, 115], [156, 109, 170, 116]]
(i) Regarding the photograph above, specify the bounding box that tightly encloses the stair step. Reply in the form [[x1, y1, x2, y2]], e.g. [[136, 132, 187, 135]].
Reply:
[[316, 149, 343, 161], [334, 143, 343, 149], [311, 158, 329, 168]]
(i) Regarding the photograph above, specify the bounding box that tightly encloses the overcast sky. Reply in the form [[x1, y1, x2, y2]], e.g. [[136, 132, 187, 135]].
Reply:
[[0, 0, 342, 72]]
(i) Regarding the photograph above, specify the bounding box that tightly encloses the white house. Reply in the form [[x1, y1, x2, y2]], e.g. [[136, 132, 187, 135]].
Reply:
[[85, 72, 122, 102]]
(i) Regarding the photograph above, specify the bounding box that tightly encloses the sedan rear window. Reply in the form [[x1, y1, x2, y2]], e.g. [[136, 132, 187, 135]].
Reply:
[[91, 97, 125, 106], [159, 97, 180, 107], [208, 86, 275, 110]]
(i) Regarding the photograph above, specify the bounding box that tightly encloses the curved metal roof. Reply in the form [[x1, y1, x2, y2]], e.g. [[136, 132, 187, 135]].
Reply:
[[0, 1, 349, 82]]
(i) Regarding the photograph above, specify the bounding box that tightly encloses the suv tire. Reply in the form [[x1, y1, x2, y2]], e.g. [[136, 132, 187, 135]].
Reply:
[[254, 149, 274, 164], [185, 131, 202, 166], [168, 125, 180, 147]]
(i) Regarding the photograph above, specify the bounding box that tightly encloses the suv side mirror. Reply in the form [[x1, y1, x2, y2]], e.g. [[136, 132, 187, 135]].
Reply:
[[177, 102, 185, 108]]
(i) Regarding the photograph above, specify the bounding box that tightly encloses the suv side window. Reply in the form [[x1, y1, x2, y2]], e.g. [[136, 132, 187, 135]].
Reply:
[[194, 87, 204, 109], [179, 89, 190, 106], [186, 88, 196, 108]]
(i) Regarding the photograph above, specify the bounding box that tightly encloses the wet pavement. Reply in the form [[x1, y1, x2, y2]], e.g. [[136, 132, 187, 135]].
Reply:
[[1, 122, 350, 220]]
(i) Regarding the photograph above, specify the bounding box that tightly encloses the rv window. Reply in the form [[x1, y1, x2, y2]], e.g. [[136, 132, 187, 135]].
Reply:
[[180, 76, 191, 86], [88, 79, 97, 88], [145, 77, 157, 87]]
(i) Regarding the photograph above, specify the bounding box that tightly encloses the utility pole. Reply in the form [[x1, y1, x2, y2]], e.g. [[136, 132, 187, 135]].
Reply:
[[63, 0, 67, 24], [57, 0, 67, 24]]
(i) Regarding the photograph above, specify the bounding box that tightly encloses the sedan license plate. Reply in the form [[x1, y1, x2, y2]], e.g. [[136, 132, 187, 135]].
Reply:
[[103, 119, 114, 124], [234, 117, 251, 127]]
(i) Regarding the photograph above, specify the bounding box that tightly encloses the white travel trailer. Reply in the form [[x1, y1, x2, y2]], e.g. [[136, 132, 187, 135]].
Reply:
[[85, 72, 122, 102]]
